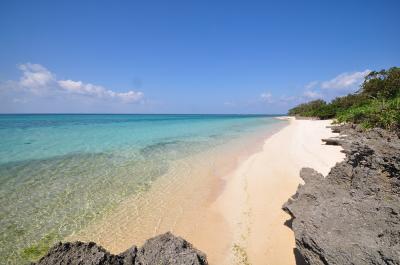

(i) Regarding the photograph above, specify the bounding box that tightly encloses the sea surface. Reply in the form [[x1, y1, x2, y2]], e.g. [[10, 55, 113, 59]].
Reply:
[[0, 114, 286, 264]]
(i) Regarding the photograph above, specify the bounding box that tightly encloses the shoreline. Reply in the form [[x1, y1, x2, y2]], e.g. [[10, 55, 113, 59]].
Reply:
[[32, 119, 400, 265], [64, 119, 288, 265], [65, 117, 345, 265], [214, 117, 345, 264]]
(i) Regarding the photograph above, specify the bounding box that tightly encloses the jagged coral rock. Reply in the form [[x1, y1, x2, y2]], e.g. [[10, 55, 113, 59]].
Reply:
[[283, 125, 400, 265], [33, 232, 207, 265]]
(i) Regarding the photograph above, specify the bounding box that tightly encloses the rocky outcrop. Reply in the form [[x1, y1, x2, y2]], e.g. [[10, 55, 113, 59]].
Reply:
[[283, 124, 400, 265], [32, 232, 207, 265]]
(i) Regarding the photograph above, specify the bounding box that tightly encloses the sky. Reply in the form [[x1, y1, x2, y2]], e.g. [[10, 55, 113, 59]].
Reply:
[[0, 0, 399, 114]]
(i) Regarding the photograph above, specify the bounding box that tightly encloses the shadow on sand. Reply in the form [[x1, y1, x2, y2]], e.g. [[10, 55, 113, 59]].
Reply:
[[284, 216, 308, 265]]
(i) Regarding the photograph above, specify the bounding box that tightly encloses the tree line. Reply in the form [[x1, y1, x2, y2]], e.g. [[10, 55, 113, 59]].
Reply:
[[288, 67, 400, 131]]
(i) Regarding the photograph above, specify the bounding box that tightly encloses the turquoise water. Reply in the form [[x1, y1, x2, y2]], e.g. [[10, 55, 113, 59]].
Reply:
[[0, 114, 285, 264]]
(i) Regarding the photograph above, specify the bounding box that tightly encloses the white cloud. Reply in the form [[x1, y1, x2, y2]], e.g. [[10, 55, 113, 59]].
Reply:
[[115, 90, 144, 103], [7, 63, 144, 104], [58, 79, 83, 91], [321, 70, 371, 90], [18, 63, 55, 94], [303, 90, 322, 99], [58, 79, 143, 103], [298, 69, 371, 103], [260, 92, 273, 103], [305, 80, 318, 90]]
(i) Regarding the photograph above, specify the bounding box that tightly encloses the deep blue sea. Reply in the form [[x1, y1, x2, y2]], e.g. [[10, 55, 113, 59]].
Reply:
[[0, 114, 286, 264]]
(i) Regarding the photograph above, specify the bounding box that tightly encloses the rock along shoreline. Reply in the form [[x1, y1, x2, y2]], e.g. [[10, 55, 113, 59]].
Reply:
[[31, 232, 207, 265], [283, 124, 400, 264]]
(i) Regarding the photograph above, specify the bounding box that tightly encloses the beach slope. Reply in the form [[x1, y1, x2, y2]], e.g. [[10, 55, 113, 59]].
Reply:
[[216, 117, 345, 265]]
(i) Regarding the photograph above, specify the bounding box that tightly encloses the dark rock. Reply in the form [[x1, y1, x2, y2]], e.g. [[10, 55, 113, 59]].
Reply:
[[135, 232, 207, 265], [321, 138, 342, 146], [33, 232, 207, 265], [32, 241, 125, 265], [283, 125, 400, 265], [326, 126, 341, 133]]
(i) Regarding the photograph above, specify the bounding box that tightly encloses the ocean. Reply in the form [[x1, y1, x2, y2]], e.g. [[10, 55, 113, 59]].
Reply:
[[0, 114, 286, 264]]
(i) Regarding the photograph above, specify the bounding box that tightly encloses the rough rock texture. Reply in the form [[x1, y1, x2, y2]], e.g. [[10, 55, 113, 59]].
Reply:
[[135, 232, 208, 265], [32, 232, 207, 265], [283, 124, 400, 265]]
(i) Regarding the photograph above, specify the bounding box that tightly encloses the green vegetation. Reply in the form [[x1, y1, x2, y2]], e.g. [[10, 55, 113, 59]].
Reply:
[[288, 67, 400, 130], [21, 233, 57, 262]]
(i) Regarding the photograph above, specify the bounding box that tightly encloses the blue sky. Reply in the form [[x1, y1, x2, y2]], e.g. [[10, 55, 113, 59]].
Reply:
[[0, 0, 399, 114]]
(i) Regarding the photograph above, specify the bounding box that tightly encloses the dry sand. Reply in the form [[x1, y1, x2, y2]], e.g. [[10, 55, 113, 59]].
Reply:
[[214, 117, 345, 265]]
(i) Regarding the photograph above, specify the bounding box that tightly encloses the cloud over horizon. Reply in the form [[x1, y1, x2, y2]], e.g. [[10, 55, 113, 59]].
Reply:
[[260, 92, 273, 103], [1, 64, 373, 114], [249, 69, 372, 114], [303, 90, 322, 99], [0, 63, 144, 112], [19, 63, 55, 92]]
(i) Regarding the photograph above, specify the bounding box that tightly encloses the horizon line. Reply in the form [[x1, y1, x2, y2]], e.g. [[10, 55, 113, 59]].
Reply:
[[0, 113, 287, 116]]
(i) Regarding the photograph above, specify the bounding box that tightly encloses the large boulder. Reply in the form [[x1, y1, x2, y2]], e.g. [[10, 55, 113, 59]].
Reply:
[[33, 232, 207, 265], [135, 232, 207, 265]]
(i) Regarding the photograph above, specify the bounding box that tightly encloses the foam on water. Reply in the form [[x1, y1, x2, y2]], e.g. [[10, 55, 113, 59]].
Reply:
[[0, 114, 286, 264]]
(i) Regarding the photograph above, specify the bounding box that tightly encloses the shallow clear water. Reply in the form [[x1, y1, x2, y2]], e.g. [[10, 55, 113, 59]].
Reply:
[[0, 114, 285, 264]]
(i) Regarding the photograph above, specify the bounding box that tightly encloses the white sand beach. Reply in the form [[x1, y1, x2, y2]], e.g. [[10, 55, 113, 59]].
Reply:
[[214, 117, 345, 264], [67, 118, 345, 265]]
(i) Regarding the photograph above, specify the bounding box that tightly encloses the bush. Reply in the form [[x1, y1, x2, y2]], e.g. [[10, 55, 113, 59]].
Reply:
[[288, 100, 327, 118], [336, 98, 400, 130]]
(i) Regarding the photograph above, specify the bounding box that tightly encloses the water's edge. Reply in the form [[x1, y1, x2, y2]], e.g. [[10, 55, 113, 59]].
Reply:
[[0, 114, 287, 264]]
